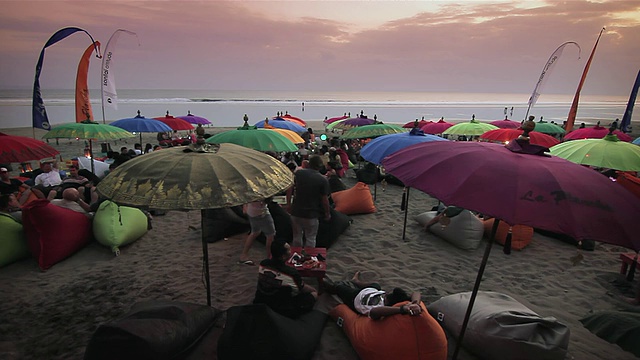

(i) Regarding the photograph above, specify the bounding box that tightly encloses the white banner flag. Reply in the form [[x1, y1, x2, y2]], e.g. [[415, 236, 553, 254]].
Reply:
[[101, 29, 138, 112]]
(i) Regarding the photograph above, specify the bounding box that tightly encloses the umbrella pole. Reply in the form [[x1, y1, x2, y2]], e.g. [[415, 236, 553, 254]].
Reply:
[[452, 219, 499, 360], [402, 187, 410, 240], [89, 140, 95, 174], [374, 166, 378, 201], [201, 210, 212, 306]]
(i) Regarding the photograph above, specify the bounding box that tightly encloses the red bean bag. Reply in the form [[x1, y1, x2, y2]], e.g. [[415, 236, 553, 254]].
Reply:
[[616, 171, 640, 199], [22, 199, 91, 270], [330, 182, 376, 215], [329, 301, 447, 360], [483, 218, 533, 251]]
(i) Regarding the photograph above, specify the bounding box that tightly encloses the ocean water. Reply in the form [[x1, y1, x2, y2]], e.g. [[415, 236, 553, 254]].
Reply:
[[0, 88, 636, 131]]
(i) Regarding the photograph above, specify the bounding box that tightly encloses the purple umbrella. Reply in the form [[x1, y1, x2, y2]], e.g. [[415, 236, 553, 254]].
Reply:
[[489, 116, 522, 129], [327, 116, 376, 130], [383, 134, 640, 359], [178, 111, 211, 125]]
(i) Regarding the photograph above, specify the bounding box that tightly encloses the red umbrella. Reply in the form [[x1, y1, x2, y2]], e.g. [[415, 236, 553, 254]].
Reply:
[[564, 124, 632, 142], [489, 116, 522, 129], [0, 132, 60, 163], [277, 114, 306, 127], [421, 118, 453, 134], [403, 119, 432, 129], [324, 115, 349, 124], [154, 111, 195, 131], [480, 128, 560, 148]]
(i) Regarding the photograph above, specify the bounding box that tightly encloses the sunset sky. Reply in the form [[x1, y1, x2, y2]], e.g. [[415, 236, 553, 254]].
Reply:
[[1, 1, 639, 96]]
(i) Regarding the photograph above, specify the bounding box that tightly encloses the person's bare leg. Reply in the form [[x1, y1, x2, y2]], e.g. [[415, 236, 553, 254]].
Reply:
[[265, 234, 274, 259], [240, 232, 259, 263], [46, 189, 57, 201], [31, 188, 45, 199], [18, 189, 32, 205]]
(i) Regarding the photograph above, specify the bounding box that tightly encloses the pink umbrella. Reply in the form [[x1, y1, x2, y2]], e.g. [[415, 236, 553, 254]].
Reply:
[[564, 124, 632, 142], [421, 118, 453, 134], [489, 116, 522, 129], [324, 115, 349, 124]]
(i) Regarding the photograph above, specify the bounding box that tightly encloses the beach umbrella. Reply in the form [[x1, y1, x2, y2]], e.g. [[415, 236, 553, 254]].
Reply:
[[43, 120, 135, 173], [178, 111, 212, 125], [207, 120, 297, 152], [340, 123, 406, 140], [96, 141, 294, 305], [489, 116, 522, 129], [383, 125, 640, 358], [0, 132, 59, 164], [531, 119, 565, 135], [255, 118, 306, 133], [110, 110, 173, 145], [564, 124, 632, 142], [324, 115, 349, 124], [443, 116, 499, 137], [480, 128, 560, 148], [261, 128, 305, 144], [403, 119, 431, 129], [154, 111, 195, 131], [421, 118, 454, 134], [278, 114, 307, 127], [549, 133, 640, 171], [633, 137, 640, 145], [327, 116, 376, 131]]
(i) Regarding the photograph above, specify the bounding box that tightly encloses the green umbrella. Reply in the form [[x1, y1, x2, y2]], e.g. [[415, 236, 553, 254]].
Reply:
[[206, 119, 297, 152], [340, 123, 406, 139], [549, 134, 640, 171], [532, 119, 566, 135], [443, 116, 499, 137]]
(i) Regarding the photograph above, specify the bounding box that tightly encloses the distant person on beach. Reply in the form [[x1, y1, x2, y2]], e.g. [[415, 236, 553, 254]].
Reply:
[[579, 123, 586, 129], [611, 118, 619, 129], [323, 271, 422, 320], [287, 155, 331, 248], [239, 198, 276, 265], [253, 240, 318, 318], [144, 143, 153, 154], [32, 160, 63, 200]]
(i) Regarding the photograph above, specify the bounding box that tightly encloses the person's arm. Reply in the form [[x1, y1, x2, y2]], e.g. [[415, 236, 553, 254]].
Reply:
[[76, 198, 92, 212], [410, 291, 421, 304], [320, 194, 331, 221]]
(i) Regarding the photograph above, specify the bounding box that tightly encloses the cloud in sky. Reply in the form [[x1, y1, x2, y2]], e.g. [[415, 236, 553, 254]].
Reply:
[[0, 0, 638, 96]]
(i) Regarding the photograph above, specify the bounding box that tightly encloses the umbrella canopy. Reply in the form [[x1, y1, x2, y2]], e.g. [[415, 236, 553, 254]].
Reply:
[[111, 111, 173, 133], [261, 128, 305, 144], [421, 118, 454, 134], [340, 123, 406, 140], [480, 128, 560, 148], [327, 116, 376, 131], [0, 132, 60, 163], [178, 111, 212, 125], [278, 114, 306, 127], [564, 124, 632, 142], [255, 118, 306, 133], [549, 134, 640, 171], [443, 116, 499, 137], [634, 137, 640, 145], [43, 120, 135, 141], [531, 120, 565, 135], [324, 115, 349, 124], [154, 111, 195, 131], [207, 122, 297, 152], [360, 129, 448, 166], [489, 117, 522, 129], [403, 119, 431, 129]]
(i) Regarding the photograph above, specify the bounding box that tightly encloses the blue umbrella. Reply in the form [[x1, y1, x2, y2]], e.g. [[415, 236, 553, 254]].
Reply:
[[254, 118, 306, 133], [633, 136, 640, 145], [361, 127, 448, 239], [111, 110, 173, 145]]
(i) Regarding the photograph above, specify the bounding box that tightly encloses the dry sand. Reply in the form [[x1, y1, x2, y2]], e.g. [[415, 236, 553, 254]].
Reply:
[[1, 123, 639, 359]]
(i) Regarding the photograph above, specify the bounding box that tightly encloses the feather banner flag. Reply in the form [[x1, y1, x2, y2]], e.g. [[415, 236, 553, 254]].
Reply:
[[566, 27, 605, 133], [32, 27, 101, 131], [101, 29, 139, 121], [75, 41, 101, 123], [524, 41, 581, 120], [620, 69, 640, 134]]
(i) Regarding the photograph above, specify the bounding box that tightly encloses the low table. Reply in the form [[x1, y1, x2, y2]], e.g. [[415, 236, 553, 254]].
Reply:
[[287, 247, 327, 291]]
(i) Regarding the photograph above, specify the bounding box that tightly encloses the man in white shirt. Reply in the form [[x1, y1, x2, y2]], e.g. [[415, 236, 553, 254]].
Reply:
[[32, 160, 63, 200]]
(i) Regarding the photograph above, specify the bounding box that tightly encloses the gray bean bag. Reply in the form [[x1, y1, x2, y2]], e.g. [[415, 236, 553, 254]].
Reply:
[[580, 311, 640, 358], [428, 291, 570, 360], [415, 210, 483, 250]]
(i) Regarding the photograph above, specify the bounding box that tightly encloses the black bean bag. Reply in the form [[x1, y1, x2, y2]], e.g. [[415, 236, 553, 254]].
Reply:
[[316, 208, 351, 248], [534, 228, 596, 250], [202, 206, 250, 243], [256, 200, 293, 244], [217, 304, 327, 360], [84, 300, 222, 360], [580, 311, 640, 358], [328, 174, 347, 193], [354, 162, 381, 184]]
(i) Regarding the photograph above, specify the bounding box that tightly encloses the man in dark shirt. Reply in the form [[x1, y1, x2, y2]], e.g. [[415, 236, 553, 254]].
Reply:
[[0, 167, 32, 205], [287, 155, 331, 248], [253, 240, 317, 318]]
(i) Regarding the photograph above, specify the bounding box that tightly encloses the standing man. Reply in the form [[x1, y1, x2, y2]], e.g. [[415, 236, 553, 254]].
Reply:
[[288, 155, 331, 248]]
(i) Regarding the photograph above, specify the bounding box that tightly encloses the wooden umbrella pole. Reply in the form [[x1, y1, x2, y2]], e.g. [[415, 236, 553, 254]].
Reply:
[[201, 209, 212, 306], [402, 187, 410, 240], [89, 140, 95, 174]]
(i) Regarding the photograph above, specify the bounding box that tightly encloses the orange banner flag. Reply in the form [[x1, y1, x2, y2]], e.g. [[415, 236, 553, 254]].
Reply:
[[75, 41, 101, 122]]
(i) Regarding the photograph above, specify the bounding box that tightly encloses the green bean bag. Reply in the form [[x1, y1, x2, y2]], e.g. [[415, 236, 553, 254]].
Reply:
[[0, 212, 29, 267], [93, 201, 148, 255]]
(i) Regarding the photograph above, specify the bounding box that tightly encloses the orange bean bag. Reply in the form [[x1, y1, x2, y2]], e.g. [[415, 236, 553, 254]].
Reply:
[[22, 199, 92, 270], [483, 218, 533, 251], [330, 182, 376, 215], [616, 171, 640, 199], [329, 301, 447, 360]]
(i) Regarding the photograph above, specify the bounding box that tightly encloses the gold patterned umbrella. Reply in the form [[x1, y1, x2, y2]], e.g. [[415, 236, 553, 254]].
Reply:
[[96, 141, 293, 305]]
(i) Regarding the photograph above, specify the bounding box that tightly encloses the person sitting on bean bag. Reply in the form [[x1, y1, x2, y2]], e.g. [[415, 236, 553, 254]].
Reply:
[[325, 271, 422, 319]]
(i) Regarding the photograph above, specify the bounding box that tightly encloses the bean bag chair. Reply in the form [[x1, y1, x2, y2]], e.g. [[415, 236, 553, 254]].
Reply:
[[316, 208, 351, 248], [354, 163, 381, 184], [0, 212, 29, 267], [616, 171, 640, 199], [580, 310, 640, 358], [218, 304, 327, 360], [415, 210, 483, 250], [84, 300, 222, 360], [256, 200, 293, 245], [331, 182, 376, 215], [329, 301, 447, 360], [22, 199, 92, 270], [202, 206, 250, 243], [483, 218, 533, 251], [328, 174, 347, 193], [77, 157, 111, 178], [93, 201, 149, 256], [428, 291, 570, 360]]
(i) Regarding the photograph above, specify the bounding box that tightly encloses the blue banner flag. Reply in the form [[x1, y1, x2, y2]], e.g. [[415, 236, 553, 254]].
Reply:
[[620, 69, 640, 134], [32, 27, 101, 130]]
